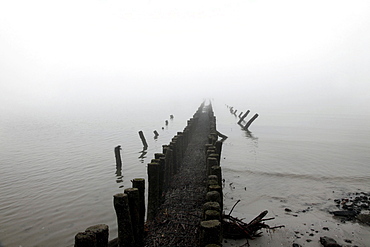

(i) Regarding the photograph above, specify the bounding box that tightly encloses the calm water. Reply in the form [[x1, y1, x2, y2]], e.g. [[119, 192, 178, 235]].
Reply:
[[1, 99, 369, 246]]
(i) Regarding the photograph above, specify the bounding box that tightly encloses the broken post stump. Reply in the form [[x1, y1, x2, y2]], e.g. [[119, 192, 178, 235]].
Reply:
[[114, 145, 122, 167], [113, 193, 135, 247], [200, 220, 222, 247], [244, 113, 259, 130], [147, 162, 160, 221], [138, 131, 148, 149], [132, 178, 145, 240], [124, 188, 141, 247], [74, 231, 96, 247], [238, 110, 250, 124], [153, 130, 159, 138], [85, 224, 109, 247]]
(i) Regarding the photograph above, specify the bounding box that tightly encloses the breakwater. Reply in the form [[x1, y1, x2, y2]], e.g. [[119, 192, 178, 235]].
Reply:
[[74, 101, 224, 247]]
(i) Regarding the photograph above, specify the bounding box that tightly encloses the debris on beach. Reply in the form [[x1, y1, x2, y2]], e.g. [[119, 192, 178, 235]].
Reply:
[[222, 200, 284, 243]]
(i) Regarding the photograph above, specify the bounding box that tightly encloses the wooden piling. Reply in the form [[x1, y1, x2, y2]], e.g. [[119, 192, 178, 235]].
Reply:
[[238, 110, 250, 124], [215, 141, 222, 165], [138, 131, 148, 149], [200, 220, 222, 247], [85, 224, 109, 247], [132, 178, 145, 239], [114, 145, 122, 167], [244, 113, 259, 130], [206, 157, 218, 176], [154, 153, 166, 200], [124, 188, 141, 247], [153, 130, 159, 138], [204, 210, 221, 221], [147, 162, 160, 221], [113, 193, 135, 247], [210, 166, 222, 187], [74, 231, 96, 247]]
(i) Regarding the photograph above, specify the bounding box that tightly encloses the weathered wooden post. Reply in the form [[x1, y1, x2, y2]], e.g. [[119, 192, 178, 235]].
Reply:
[[215, 141, 222, 165], [169, 141, 177, 174], [113, 193, 135, 247], [85, 224, 109, 247], [114, 145, 122, 167], [153, 130, 159, 138], [124, 188, 141, 247], [147, 162, 160, 221], [132, 178, 145, 239], [238, 110, 250, 124], [155, 153, 166, 199], [74, 231, 96, 247], [206, 157, 218, 176], [244, 113, 259, 130], [210, 165, 222, 188], [200, 220, 222, 247], [138, 131, 148, 149]]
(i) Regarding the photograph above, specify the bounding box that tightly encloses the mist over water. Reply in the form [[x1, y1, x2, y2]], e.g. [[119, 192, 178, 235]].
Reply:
[[1, 96, 369, 246], [1, 0, 370, 246]]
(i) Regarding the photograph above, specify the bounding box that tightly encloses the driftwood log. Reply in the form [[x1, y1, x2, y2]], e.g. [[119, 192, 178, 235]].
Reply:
[[222, 200, 284, 242]]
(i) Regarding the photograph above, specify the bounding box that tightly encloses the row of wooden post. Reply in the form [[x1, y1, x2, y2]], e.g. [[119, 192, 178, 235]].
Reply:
[[146, 101, 207, 221], [75, 102, 208, 247], [227, 105, 259, 130], [200, 107, 224, 247]]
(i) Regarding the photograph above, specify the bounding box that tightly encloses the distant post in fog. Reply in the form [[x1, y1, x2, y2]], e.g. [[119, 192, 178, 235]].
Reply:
[[138, 131, 148, 149], [114, 145, 122, 167]]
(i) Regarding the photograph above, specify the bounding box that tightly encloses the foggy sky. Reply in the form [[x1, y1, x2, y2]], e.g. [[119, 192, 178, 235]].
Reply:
[[1, 0, 370, 116]]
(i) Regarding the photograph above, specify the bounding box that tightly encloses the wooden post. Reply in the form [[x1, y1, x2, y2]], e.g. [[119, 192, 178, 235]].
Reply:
[[210, 166, 222, 187], [238, 110, 250, 124], [153, 130, 159, 138], [169, 141, 177, 174], [215, 141, 222, 165], [113, 193, 135, 247], [206, 191, 221, 204], [114, 145, 122, 167], [138, 131, 148, 149], [85, 224, 109, 247], [203, 202, 221, 215], [124, 188, 141, 247], [244, 113, 259, 130], [205, 210, 221, 221], [74, 231, 96, 247], [147, 162, 160, 221], [132, 178, 145, 239], [206, 158, 218, 176], [155, 153, 166, 197], [200, 220, 222, 247]]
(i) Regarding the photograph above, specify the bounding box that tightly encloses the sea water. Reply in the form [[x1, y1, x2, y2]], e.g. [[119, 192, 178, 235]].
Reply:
[[0, 99, 369, 246]]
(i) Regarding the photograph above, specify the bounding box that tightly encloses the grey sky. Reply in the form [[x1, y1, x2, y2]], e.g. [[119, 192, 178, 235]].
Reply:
[[1, 0, 370, 115]]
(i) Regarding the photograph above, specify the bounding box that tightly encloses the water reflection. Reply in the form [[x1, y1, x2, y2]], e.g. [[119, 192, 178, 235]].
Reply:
[[243, 129, 258, 141], [138, 148, 147, 163]]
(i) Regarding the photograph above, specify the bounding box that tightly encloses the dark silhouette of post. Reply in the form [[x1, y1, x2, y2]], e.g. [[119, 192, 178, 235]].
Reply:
[[153, 130, 159, 138], [114, 145, 122, 167], [238, 110, 250, 124], [132, 178, 145, 241], [244, 113, 259, 130], [113, 193, 135, 247], [138, 131, 148, 149]]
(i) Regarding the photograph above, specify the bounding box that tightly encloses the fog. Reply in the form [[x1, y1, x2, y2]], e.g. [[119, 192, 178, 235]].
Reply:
[[1, 0, 370, 117]]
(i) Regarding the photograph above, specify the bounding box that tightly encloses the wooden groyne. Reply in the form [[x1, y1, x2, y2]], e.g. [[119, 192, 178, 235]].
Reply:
[[74, 101, 224, 247]]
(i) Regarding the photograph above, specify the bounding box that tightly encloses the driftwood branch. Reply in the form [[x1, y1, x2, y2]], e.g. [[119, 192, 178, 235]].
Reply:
[[223, 209, 284, 240]]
